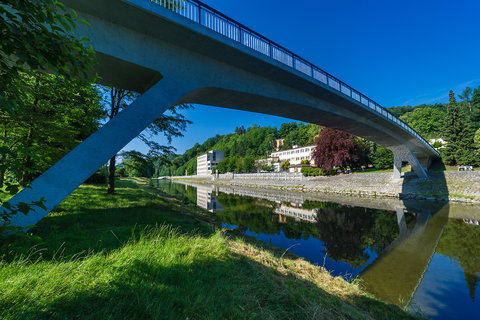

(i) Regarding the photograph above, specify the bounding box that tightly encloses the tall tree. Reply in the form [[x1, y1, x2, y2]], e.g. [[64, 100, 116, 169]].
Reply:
[[1, 72, 103, 184], [459, 87, 473, 112], [1, 0, 95, 230], [470, 86, 480, 134], [443, 90, 474, 165], [105, 88, 131, 194], [311, 128, 358, 171], [101, 87, 192, 193]]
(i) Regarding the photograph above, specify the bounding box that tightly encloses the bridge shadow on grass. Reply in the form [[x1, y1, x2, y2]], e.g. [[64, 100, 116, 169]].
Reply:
[[0, 181, 215, 262], [0, 236, 417, 320]]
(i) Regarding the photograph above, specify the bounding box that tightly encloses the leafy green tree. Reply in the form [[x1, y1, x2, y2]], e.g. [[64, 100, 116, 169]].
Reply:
[[281, 160, 290, 171], [459, 87, 473, 112], [101, 86, 191, 193], [216, 159, 228, 174], [474, 128, 480, 148], [121, 151, 154, 177], [470, 86, 480, 134], [1, 0, 95, 232], [0, 0, 95, 112], [242, 156, 255, 173], [400, 107, 446, 138], [0, 73, 102, 185], [443, 90, 474, 165], [371, 145, 393, 169]]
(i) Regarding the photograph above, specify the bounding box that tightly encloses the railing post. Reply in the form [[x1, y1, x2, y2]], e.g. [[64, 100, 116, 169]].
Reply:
[[198, 3, 202, 25], [239, 27, 242, 44]]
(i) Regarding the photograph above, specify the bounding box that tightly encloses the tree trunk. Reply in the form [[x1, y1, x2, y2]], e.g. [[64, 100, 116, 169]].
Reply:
[[107, 154, 116, 194], [21, 126, 33, 184]]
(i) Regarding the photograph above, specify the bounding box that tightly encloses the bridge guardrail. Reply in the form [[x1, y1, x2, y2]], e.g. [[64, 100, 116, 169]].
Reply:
[[149, 0, 438, 156]]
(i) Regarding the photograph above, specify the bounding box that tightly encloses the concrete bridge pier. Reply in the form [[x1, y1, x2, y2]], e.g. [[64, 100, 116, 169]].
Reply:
[[391, 146, 428, 180], [396, 207, 409, 240], [7, 77, 196, 230]]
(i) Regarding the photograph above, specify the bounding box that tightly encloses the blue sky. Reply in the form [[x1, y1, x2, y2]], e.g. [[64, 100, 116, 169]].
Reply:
[[124, 0, 480, 154]]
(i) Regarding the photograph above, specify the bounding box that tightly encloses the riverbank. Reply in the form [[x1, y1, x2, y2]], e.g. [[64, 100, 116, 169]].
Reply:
[[174, 171, 480, 203], [0, 179, 421, 319]]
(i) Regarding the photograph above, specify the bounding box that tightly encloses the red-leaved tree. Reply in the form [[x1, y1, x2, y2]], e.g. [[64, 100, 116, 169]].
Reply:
[[312, 128, 358, 171]]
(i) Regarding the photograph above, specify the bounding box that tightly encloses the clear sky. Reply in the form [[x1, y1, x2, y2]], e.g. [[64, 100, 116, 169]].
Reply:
[[124, 0, 480, 154]]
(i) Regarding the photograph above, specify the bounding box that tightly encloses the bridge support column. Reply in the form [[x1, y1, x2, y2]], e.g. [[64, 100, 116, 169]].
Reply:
[[391, 146, 429, 180], [396, 207, 408, 240], [5, 77, 195, 229]]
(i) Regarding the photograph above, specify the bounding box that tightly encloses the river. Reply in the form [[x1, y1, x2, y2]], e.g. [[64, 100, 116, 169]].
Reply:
[[152, 179, 480, 319]]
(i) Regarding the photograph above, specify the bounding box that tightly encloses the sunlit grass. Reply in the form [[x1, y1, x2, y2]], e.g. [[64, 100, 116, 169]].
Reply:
[[0, 179, 422, 319]]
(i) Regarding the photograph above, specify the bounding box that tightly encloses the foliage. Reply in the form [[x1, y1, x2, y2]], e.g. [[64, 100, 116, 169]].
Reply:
[[399, 107, 446, 138], [84, 166, 108, 184], [474, 128, 480, 148], [0, 0, 95, 233], [0, 0, 95, 112], [281, 123, 318, 150], [387, 106, 415, 117], [312, 128, 358, 171], [436, 219, 480, 301], [442, 90, 475, 165], [280, 160, 290, 171], [121, 151, 155, 178], [432, 141, 443, 148], [301, 167, 335, 176], [471, 86, 480, 134], [1, 72, 103, 183], [370, 145, 394, 169]]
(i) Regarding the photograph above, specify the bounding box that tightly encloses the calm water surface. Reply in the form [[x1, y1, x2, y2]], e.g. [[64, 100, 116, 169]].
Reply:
[[152, 180, 480, 319]]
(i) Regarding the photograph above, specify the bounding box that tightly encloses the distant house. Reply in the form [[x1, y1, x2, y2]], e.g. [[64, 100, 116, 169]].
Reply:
[[274, 139, 285, 151], [270, 145, 315, 172], [196, 150, 224, 175]]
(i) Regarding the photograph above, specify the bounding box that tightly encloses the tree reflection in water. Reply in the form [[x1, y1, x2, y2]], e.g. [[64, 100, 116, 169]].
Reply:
[[437, 219, 480, 301], [215, 195, 399, 269]]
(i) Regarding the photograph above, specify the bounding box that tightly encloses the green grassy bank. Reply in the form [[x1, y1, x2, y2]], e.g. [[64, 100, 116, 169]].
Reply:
[[0, 179, 421, 319]]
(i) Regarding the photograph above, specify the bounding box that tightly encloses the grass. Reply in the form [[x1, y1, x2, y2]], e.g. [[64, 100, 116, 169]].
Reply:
[[0, 179, 422, 319]]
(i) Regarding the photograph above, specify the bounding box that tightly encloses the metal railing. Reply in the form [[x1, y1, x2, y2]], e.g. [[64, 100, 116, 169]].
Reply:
[[149, 0, 438, 155]]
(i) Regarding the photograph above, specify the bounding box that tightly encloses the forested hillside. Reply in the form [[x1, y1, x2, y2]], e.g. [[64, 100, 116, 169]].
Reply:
[[155, 123, 319, 176]]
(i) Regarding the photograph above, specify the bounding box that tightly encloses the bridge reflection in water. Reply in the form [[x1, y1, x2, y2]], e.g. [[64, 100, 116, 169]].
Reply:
[[152, 180, 480, 317]]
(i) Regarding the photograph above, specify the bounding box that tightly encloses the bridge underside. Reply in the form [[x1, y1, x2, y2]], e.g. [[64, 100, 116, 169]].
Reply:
[[5, 0, 438, 228]]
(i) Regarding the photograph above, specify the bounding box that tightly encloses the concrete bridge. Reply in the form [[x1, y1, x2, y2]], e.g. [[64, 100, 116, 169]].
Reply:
[[7, 0, 439, 228]]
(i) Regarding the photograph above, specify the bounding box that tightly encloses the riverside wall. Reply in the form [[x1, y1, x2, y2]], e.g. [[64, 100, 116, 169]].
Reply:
[[173, 171, 480, 204]]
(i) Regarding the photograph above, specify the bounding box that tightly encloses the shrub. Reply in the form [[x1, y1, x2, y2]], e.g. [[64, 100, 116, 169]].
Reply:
[[301, 167, 336, 177], [85, 167, 108, 184]]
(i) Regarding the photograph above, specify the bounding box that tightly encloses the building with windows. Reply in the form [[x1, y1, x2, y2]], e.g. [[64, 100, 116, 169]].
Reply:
[[270, 145, 315, 172], [196, 150, 224, 175]]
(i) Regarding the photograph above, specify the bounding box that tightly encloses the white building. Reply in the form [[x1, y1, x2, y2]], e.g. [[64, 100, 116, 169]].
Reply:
[[197, 150, 224, 175], [270, 145, 316, 171]]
